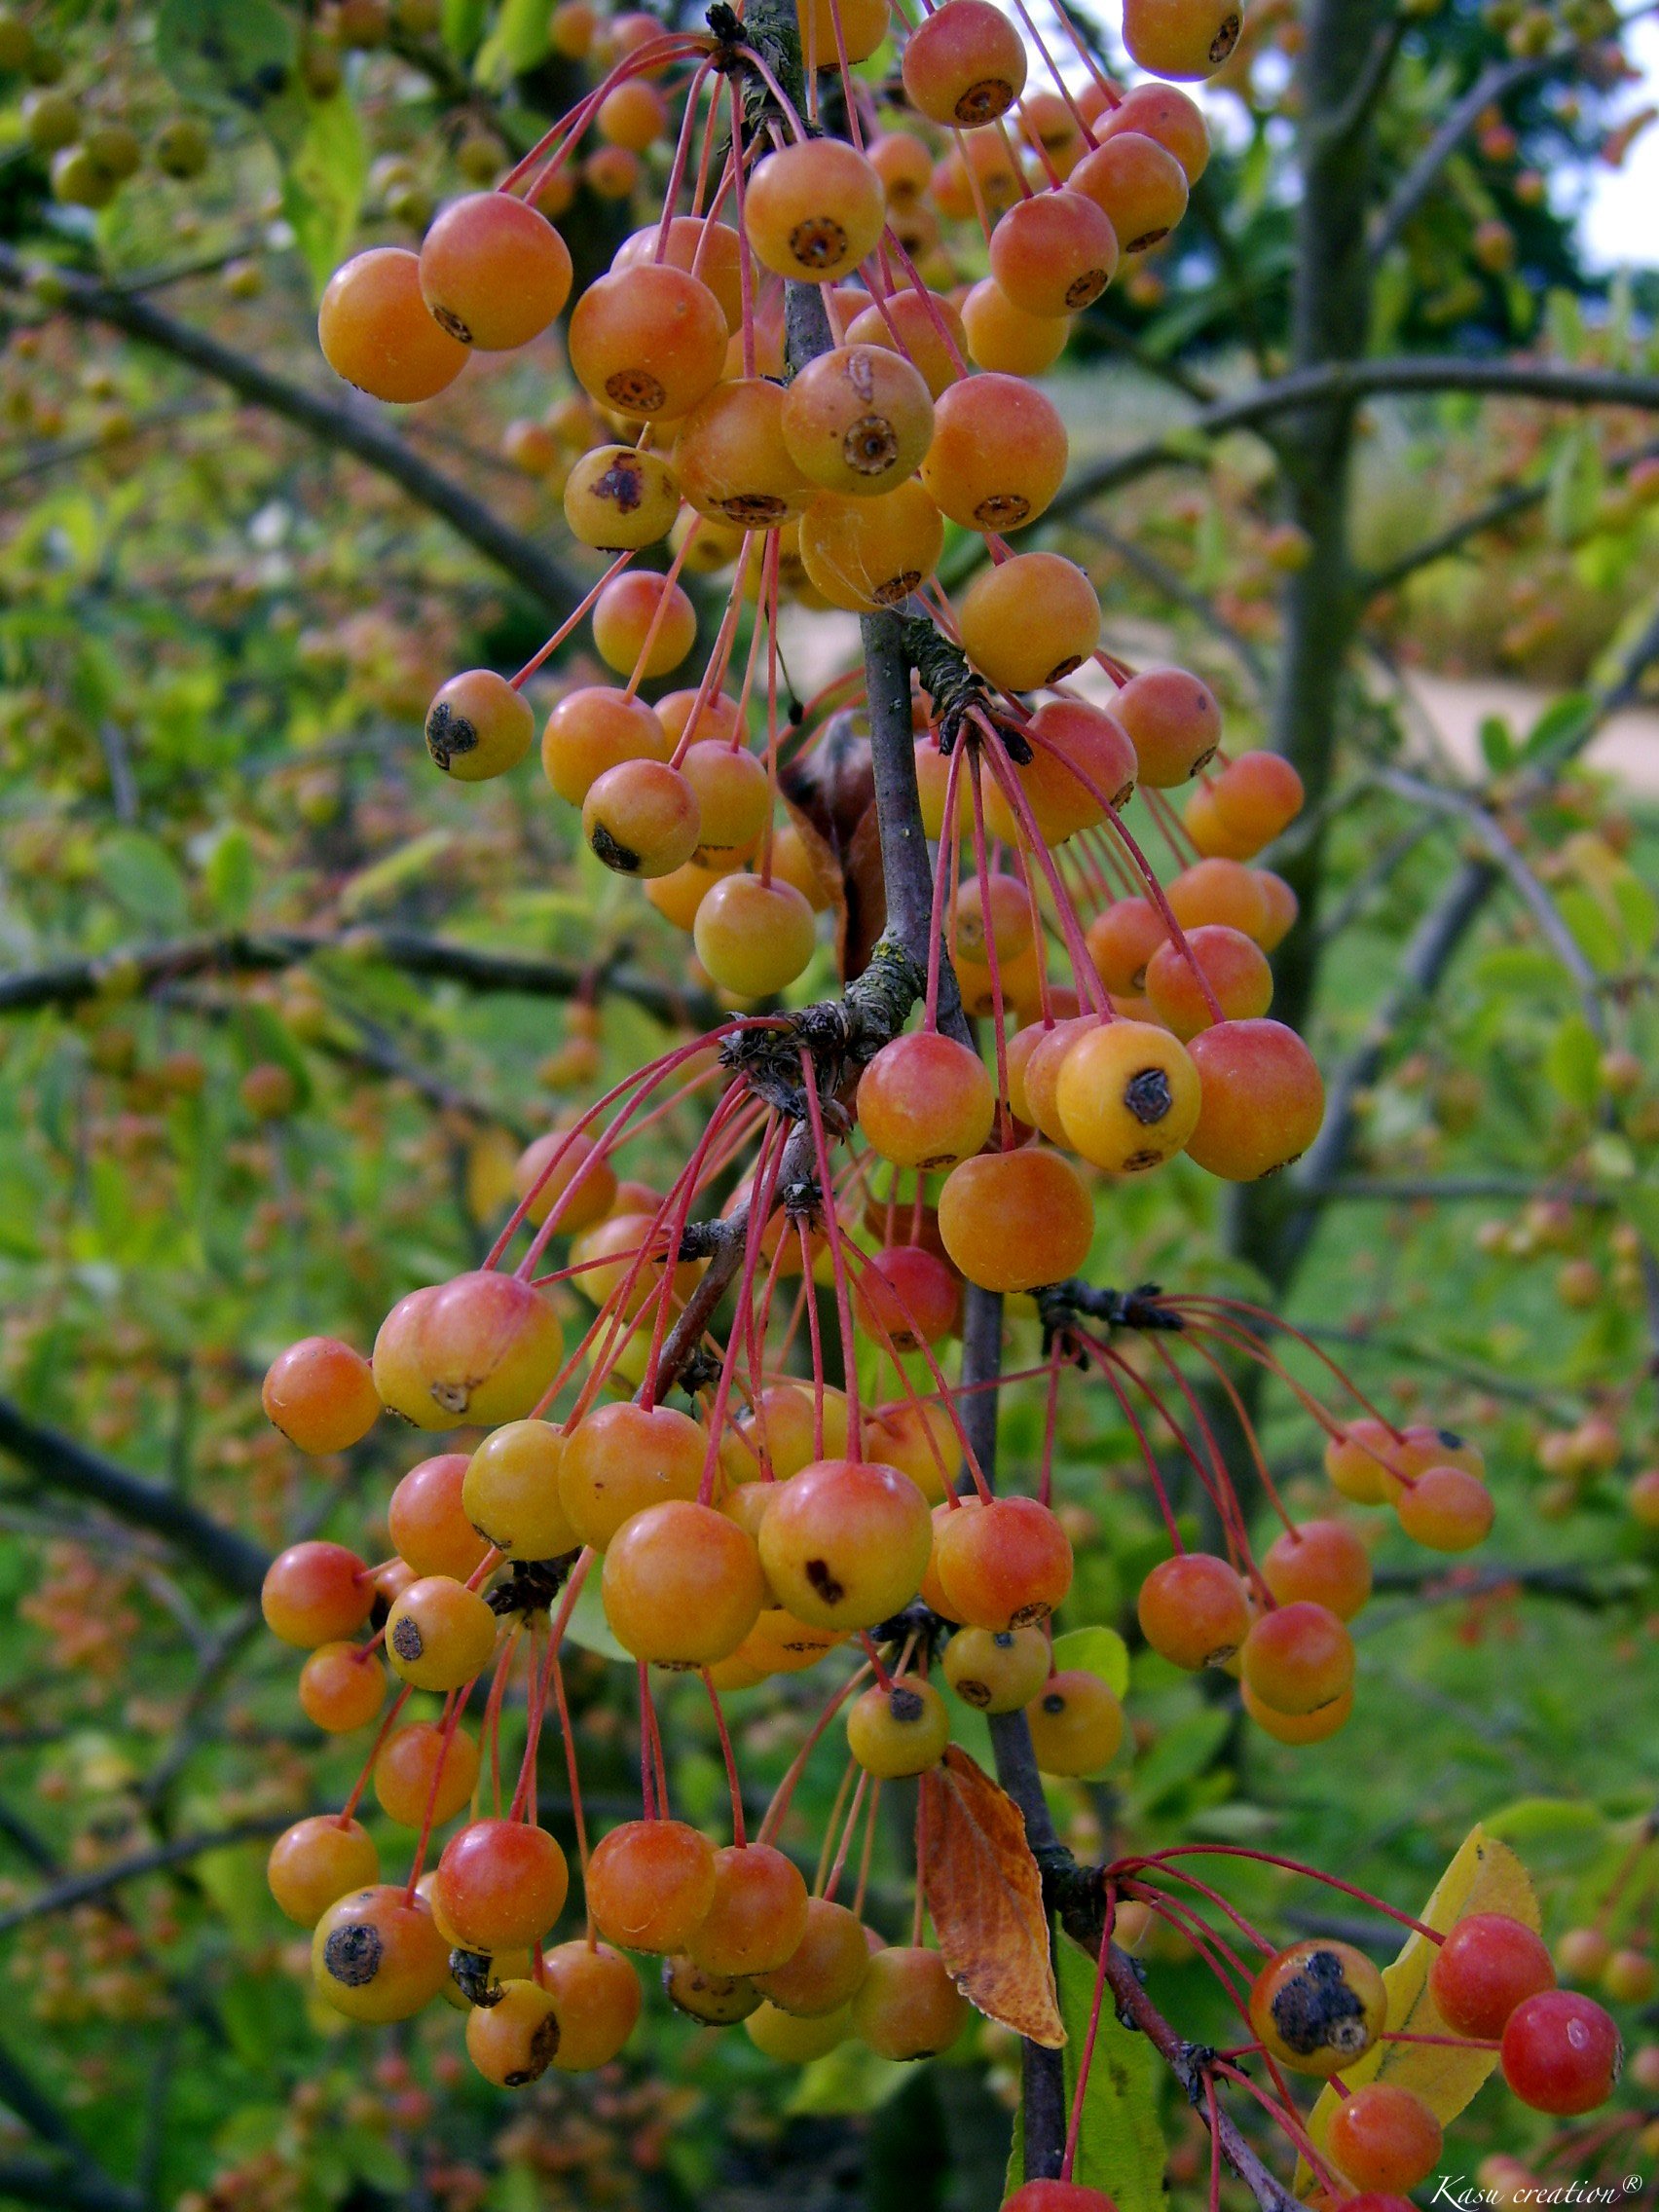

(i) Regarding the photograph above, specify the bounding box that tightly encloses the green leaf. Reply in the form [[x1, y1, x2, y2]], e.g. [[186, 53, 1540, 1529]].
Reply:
[[203, 824, 257, 924], [1484, 1797, 1608, 1869], [1477, 716, 1513, 773], [1546, 425, 1602, 546], [1008, 1939, 1167, 2212], [99, 830, 191, 932], [282, 92, 368, 295], [155, 0, 305, 148], [1050, 1626, 1129, 1701], [1609, 868, 1658, 960], [1553, 886, 1625, 976], [563, 1574, 629, 1664], [476, 0, 554, 81], [1544, 1014, 1603, 1111], [788, 2038, 910, 2115], [1520, 690, 1595, 764], [1130, 1706, 1232, 1812]]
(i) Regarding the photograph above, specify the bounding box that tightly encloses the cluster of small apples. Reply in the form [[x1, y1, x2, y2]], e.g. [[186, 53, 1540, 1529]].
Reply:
[[6, 14, 210, 216]]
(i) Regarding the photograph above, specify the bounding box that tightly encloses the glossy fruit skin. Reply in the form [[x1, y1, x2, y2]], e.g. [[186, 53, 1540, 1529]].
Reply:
[[1025, 1668, 1124, 1775], [902, 0, 1027, 126], [780, 344, 935, 498], [268, 1816, 380, 1926], [462, 1421, 575, 1561], [1326, 2083, 1443, 2194], [569, 265, 728, 422], [1070, 132, 1189, 252], [1098, 81, 1210, 183], [1056, 1019, 1201, 1174], [1239, 1601, 1353, 1715], [1113, 667, 1222, 787], [1185, 1019, 1326, 1182], [744, 139, 886, 282], [961, 276, 1070, 377], [1500, 1990, 1622, 2115], [858, 1030, 996, 1170], [1137, 1552, 1251, 1669], [942, 1625, 1051, 1714], [758, 1456, 935, 1631], [558, 1401, 706, 1550], [538, 1939, 643, 2069], [465, 1978, 563, 2084], [583, 757, 701, 878], [959, 552, 1101, 693], [746, 1999, 852, 2061], [373, 1719, 481, 1827], [1324, 1418, 1407, 1506], [388, 1453, 490, 1579], [418, 193, 571, 350], [938, 1149, 1093, 1295], [541, 685, 669, 806], [852, 1945, 970, 2059], [693, 872, 820, 995], [424, 668, 535, 780], [686, 1843, 810, 1976], [262, 1540, 373, 1648], [613, 216, 749, 335], [262, 1337, 382, 1454], [1002, 2187, 1120, 2212], [298, 1641, 387, 1733], [601, 1499, 767, 1665], [318, 248, 467, 403], [933, 1495, 1073, 1630], [798, 482, 945, 611], [374, 1270, 564, 1429], [1428, 1913, 1554, 2040], [432, 1818, 569, 1952], [853, 1243, 961, 1350], [988, 190, 1119, 319], [312, 1884, 452, 2021], [920, 374, 1067, 535], [1122, 0, 1242, 80], [1144, 925, 1272, 1040], [385, 1575, 499, 1692], [563, 444, 682, 550], [847, 1678, 951, 1777], [1261, 1520, 1372, 1621], [754, 1897, 872, 2016], [1240, 1682, 1353, 1744], [1249, 1940, 1387, 2077], [586, 1819, 717, 1954]]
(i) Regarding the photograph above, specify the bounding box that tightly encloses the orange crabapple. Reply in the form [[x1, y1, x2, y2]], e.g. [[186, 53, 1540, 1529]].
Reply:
[[692, 871, 820, 995], [686, 1843, 810, 1977], [1112, 666, 1223, 788], [465, 1979, 562, 2086], [958, 551, 1102, 693], [423, 668, 535, 780], [1241, 1682, 1354, 1744], [558, 1400, 706, 1551], [846, 289, 968, 399], [1326, 2084, 1444, 2195], [385, 1574, 499, 1692], [921, 373, 1069, 535], [1055, 1018, 1202, 1174], [1396, 1464, 1494, 1552], [941, 1624, 1051, 1713], [798, 481, 946, 610], [1260, 1519, 1372, 1621], [852, 1242, 962, 1348], [313, 1883, 453, 2022], [298, 1641, 387, 1733], [950, 871, 1034, 966], [511, 1127, 616, 1234], [1144, 924, 1272, 1038], [596, 77, 665, 152], [1071, 132, 1190, 253], [799, 0, 890, 64], [1324, 1417, 1409, 1505], [268, 1815, 380, 1926], [754, 1897, 871, 2016], [600, 1498, 768, 1664], [990, 188, 1120, 320], [961, 276, 1072, 376], [538, 1940, 643, 2069], [744, 138, 887, 284], [1207, 750, 1307, 853], [262, 1540, 374, 1648], [1122, 0, 1242, 80], [568, 264, 728, 422], [675, 377, 815, 527], [994, 697, 1138, 842], [317, 246, 468, 403], [377, 1270, 564, 1429], [591, 571, 697, 680], [613, 218, 749, 336], [663, 1955, 763, 2024], [430, 1816, 569, 1954], [1185, 1018, 1326, 1181], [744, 1999, 853, 2060], [868, 129, 935, 206], [387, 1453, 490, 1580], [1239, 1601, 1353, 1715], [262, 1336, 382, 1455], [853, 1944, 970, 2059], [1099, 81, 1211, 183], [846, 1677, 952, 1776], [679, 740, 771, 865], [563, 444, 682, 550], [780, 343, 935, 498], [1250, 1940, 1386, 2077], [758, 1455, 935, 1630], [1137, 1552, 1252, 1669], [583, 757, 702, 878], [1088, 898, 1169, 994], [1428, 1913, 1555, 2040], [863, 1397, 956, 1502], [1025, 1667, 1124, 1775], [1500, 1990, 1623, 2115], [938, 1147, 1094, 1293], [901, 0, 1027, 127], [587, 1818, 718, 1954], [858, 1030, 999, 1176], [373, 1718, 481, 1826], [931, 1494, 1072, 1630], [417, 192, 571, 350]]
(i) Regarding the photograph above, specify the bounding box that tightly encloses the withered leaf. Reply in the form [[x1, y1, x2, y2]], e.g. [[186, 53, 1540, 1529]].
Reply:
[[919, 1745, 1065, 2048]]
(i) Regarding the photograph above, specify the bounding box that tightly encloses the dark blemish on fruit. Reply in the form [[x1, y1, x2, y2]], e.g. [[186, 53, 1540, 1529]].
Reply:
[[1042, 1690, 1066, 1714], [390, 1615, 424, 1661], [1269, 1947, 1370, 2056], [589, 823, 642, 872], [431, 304, 472, 344], [1125, 1068, 1174, 1124], [789, 217, 848, 271], [804, 1557, 845, 1604], [607, 370, 666, 412], [424, 702, 477, 772], [954, 78, 1012, 126], [1211, 15, 1241, 65], [889, 1686, 925, 1722], [323, 1922, 383, 1987], [844, 415, 900, 473], [596, 458, 645, 512]]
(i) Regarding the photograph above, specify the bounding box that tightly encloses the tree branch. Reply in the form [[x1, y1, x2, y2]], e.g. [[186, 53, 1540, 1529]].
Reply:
[[0, 245, 586, 619], [0, 1397, 270, 1599], [0, 1819, 291, 1939]]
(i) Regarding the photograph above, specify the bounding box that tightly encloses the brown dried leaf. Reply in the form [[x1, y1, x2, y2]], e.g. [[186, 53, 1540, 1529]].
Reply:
[[919, 1745, 1066, 2048]]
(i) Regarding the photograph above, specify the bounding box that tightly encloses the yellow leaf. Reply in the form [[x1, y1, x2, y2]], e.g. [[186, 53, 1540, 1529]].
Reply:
[[1297, 1823, 1539, 2197]]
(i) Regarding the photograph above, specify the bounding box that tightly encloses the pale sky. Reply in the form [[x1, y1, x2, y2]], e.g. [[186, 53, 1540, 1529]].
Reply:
[[1578, 18, 1659, 270]]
